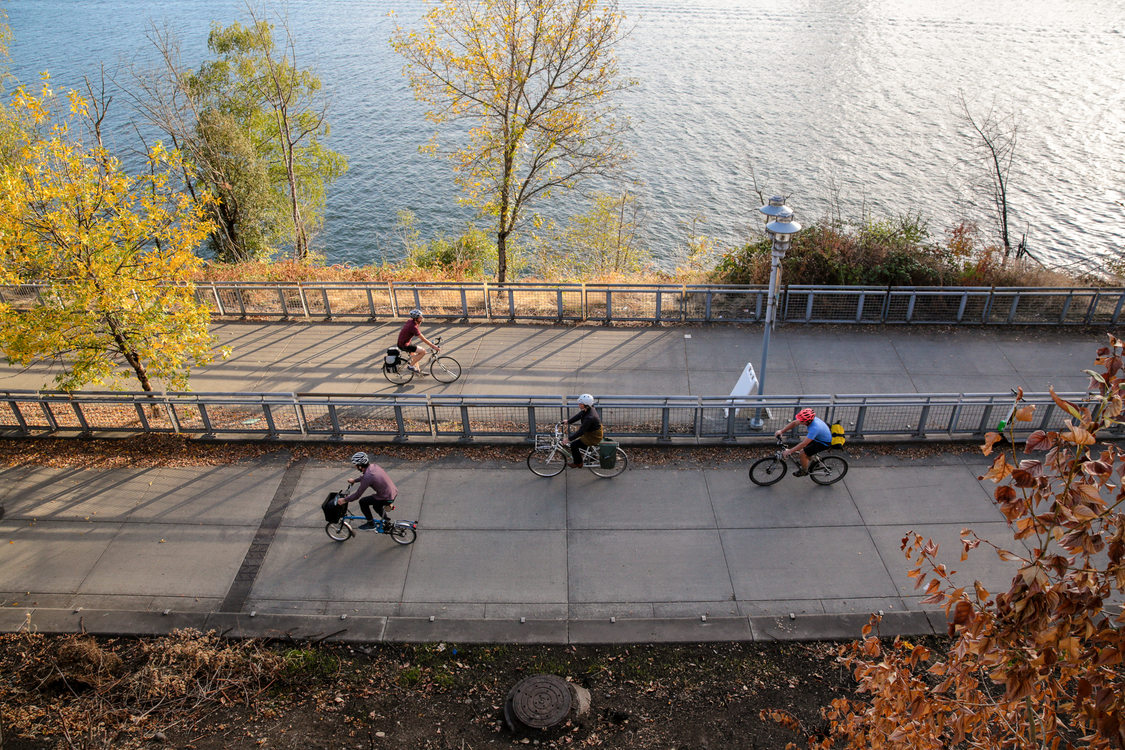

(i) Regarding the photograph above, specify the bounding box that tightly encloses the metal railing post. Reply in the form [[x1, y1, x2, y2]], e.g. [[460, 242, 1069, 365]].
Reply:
[[264, 404, 278, 438], [9, 399, 29, 434], [853, 402, 867, 439], [135, 402, 150, 431], [72, 402, 90, 434], [393, 404, 406, 441]]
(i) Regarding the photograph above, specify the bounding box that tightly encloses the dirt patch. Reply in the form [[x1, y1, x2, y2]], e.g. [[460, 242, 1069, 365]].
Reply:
[[0, 630, 910, 749]]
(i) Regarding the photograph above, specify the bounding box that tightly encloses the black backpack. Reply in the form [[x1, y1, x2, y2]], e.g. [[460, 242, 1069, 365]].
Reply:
[[322, 492, 346, 523]]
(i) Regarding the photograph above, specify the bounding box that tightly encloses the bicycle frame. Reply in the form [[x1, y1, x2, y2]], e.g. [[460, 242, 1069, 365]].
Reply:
[[535, 425, 600, 465]]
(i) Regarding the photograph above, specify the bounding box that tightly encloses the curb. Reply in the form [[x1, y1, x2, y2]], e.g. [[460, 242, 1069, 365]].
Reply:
[[0, 607, 947, 644]]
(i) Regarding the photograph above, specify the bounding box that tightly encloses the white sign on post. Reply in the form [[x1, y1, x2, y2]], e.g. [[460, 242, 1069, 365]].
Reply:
[[725, 362, 760, 417]]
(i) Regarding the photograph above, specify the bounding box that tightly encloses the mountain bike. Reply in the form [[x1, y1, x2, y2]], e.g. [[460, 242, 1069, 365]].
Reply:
[[749, 437, 848, 486], [527, 422, 628, 478], [383, 336, 461, 385], [323, 490, 418, 544]]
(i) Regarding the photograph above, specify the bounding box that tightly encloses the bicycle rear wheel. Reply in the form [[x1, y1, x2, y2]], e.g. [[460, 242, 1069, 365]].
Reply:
[[749, 456, 787, 486], [325, 520, 354, 541], [389, 523, 417, 545], [809, 455, 848, 485], [527, 447, 567, 477], [589, 448, 628, 477], [383, 363, 414, 385], [429, 356, 461, 383]]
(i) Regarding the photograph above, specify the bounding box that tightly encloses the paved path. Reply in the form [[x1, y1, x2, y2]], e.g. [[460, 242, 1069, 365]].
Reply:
[[0, 321, 1100, 396], [0, 322, 1102, 642], [0, 450, 1019, 643]]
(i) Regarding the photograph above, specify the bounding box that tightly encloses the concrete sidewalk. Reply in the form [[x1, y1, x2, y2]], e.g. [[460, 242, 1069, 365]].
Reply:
[[0, 450, 1018, 643], [0, 321, 1099, 396]]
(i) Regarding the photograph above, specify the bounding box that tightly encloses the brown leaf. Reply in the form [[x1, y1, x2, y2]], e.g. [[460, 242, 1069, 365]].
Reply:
[[1062, 425, 1096, 446], [979, 453, 1014, 483], [951, 600, 973, 626], [1050, 386, 1083, 420], [981, 431, 1003, 456], [1024, 430, 1054, 452], [1014, 405, 1035, 422]]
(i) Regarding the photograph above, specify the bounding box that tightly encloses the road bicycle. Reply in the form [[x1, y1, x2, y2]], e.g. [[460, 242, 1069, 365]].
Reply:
[[383, 336, 461, 385], [748, 437, 848, 486], [527, 422, 628, 478], [323, 489, 418, 544]]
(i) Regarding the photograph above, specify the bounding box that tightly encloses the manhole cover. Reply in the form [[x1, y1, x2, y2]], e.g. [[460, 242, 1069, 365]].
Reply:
[[506, 674, 572, 730]]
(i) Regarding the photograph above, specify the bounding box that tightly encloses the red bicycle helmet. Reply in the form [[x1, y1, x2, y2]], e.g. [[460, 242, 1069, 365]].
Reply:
[[795, 408, 816, 423]]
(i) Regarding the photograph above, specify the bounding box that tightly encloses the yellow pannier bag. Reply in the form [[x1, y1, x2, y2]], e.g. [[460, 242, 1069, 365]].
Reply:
[[831, 423, 846, 447]]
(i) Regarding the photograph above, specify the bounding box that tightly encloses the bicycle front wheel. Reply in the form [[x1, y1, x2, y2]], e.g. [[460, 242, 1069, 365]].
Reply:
[[589, 448, 628, 478], [389, 523, 417, 545], [325, 520, 354, 542], [810, 455, 849, 485], [749, 456, 787, 486], [527, 447, 567, 477], [383, 363, 414, 385], [429, 356, 461, 383]]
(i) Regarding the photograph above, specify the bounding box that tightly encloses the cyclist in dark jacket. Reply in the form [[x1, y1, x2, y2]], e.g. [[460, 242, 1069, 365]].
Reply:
[[563, 393, 603, 467]]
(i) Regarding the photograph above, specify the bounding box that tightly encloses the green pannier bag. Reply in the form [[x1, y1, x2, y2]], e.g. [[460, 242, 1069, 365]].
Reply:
[[598, 440, 618, 469]]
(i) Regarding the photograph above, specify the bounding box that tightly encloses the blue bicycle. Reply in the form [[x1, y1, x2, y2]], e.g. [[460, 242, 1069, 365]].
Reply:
[[324, 489, 418, 544]]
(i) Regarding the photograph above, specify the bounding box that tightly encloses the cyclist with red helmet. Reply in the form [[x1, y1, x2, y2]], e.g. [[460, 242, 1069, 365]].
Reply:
[[775, 408, 832, 477]]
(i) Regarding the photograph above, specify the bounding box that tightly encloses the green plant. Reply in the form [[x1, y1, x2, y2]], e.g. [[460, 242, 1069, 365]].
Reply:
[[281, 647, 339, 680], [397, 666, 422, 687]]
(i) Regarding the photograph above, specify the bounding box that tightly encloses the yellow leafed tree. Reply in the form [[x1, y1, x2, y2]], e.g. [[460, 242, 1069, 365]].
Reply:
[[0, 83, 220, 393], [392, 0, 634, 282]]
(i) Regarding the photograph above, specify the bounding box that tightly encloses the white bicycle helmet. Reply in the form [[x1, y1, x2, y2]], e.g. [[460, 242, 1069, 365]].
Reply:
[[408, 308, 423, 319], [577, 393, 595, 407], [350, 451, 370, 466]]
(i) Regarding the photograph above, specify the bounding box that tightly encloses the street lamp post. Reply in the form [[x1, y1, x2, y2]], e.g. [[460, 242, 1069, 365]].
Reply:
[[749, 199, 801, 430]]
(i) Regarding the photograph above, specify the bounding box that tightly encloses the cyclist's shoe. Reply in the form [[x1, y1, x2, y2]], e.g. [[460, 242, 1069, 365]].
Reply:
[[793, 469, 809, 477], [358, 521, 377, 531], [568, 462, 583, 468], [407, 364, 420, 373]]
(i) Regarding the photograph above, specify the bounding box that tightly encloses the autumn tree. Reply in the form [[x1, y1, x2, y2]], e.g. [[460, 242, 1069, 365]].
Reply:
[[530, 190, 648, 278], [204, 12, 347, 261], [392, 0, 634, 282], [132, 11, 347, 262], [817, 336, 1125, 749], [0, 83, 221, 393], [128, 24, 282, 263]]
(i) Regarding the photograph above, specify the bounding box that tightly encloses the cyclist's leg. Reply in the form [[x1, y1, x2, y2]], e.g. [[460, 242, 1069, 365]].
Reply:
[[358, 495, 377, 522], [802, 441, 830, 470], [401, 343, 420, 369], [569, 441, 583, 467]]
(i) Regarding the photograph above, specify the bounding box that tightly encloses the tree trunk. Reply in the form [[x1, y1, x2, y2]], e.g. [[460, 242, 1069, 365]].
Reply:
[[107, 317, 153, 392], [497, 228, 509, 283]]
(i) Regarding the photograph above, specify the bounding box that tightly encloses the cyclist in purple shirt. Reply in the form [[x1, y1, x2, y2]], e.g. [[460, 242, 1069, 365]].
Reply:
[[775, 408, 832, 477], [337, 452, 398, 530]]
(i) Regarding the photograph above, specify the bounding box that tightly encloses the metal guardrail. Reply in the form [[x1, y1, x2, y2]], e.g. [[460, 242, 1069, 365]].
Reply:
[[3, 282, 1122, 325], [0, 389, 1103, 443]]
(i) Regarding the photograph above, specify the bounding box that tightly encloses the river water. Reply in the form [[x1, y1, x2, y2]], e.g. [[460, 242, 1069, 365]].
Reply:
[[6, 0, 1125, 272]]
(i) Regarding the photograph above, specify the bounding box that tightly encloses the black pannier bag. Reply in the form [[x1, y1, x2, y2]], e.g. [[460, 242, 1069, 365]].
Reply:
[[322, 492, 346, 523], [385, 348, 400, 366]]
